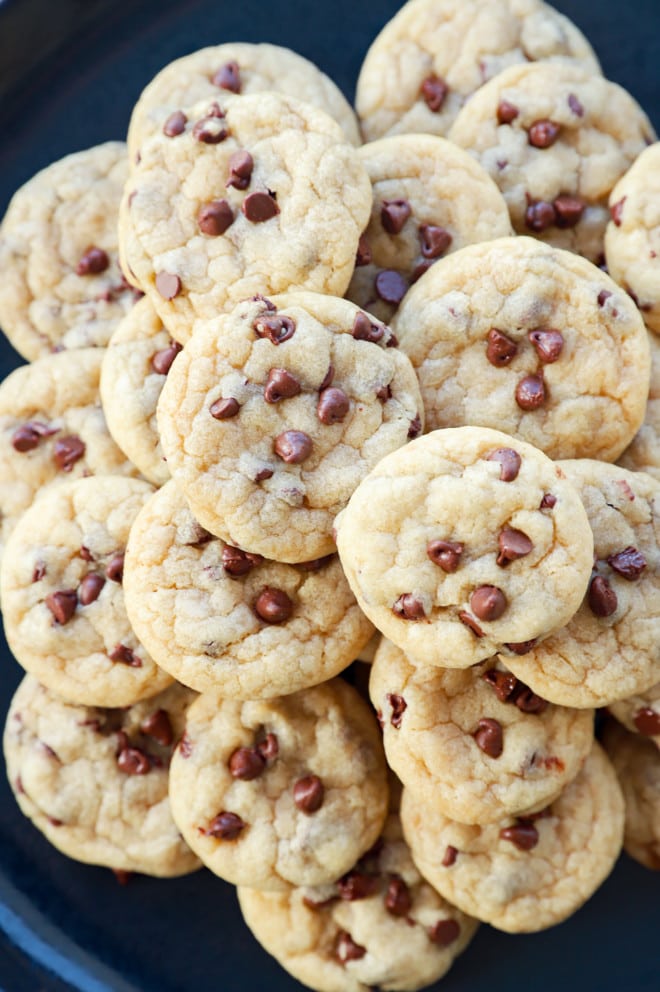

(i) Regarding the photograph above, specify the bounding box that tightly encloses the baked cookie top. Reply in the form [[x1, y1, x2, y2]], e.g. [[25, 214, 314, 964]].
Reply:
[[602, 720, 660, 871], [123, 480, 374, 699], [401, 742, 624, 932], [392, 236, 650, 461], [618, 332, 660, 481], [156, 292, 423, 563], [335, 426, 594, 668], [3, 675, 200, 876], [609, 680, 660, 750], [0, 142, 139, 360], [448, 62, 655, 262], [168, 679, 388, 891], [356, 0, 600, 142], [346, 134, 512, 324], [120, 93, 371, 342], [0, 476, 172, 707]]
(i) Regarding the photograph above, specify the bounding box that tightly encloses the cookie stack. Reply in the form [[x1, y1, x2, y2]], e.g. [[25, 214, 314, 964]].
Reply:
[[0, 1, 659, 990]]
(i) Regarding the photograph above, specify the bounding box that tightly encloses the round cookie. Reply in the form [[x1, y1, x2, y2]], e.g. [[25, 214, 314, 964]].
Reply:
[[123, 480, 374, 699], [0, 348, 140, 558], [100, 297, 177, 485], [237, 812, 478, 992], [618, 333, 660, 481], [335, 426, 594, 669], [0, 476, 173, 707], [0, 142, 140, 360], [503, 460, 660, 708], [391, 237, 650, 461], [4, 675, 200, 876], [355, 0, 600, 142], [401, 742, 624, 933], [120, 93, 371, 343], [127, 42, 360, 160], [602, 720, 660, 871], [168, 679, 388, 891], [448, 62, 655, 262], [605, 142, 660, 335], [609, 681, 660, 750], [369, 638, 594, 825], [156, 292, 423, 563], [346, 134, 512, 324]]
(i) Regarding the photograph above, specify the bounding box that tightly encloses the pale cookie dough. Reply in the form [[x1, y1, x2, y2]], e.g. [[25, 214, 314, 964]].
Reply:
[[356, 0, 600, 142], [100, 297, 177, 485], [369, 638, 594, 825], [346, 134, 512, 323], [168, 679, 388, 890], [602, 720, 660, 870], [0, 349, 139, 559], [391, 237, 650, 461], [335, 427, 594, 669], [156, 292, 423, 563], [0, 476, 173, 707], [605, 143, 660, 335], [401, 742, 624, 932], [3, 675, 200, 876], [618, 333, 660, 480], [237, 812, 478, 992], [123, 480, 374, 698], [448, 62, 655, 262], [127, 42, 360, 161], [609, 681, 660, 750], [120, 93, 371, 343], [503, 460, 660, 708], [0, 142, 140, 360]]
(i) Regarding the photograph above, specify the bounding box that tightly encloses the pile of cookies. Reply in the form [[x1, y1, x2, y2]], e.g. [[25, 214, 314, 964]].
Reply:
[[0, 0, 659, 989]]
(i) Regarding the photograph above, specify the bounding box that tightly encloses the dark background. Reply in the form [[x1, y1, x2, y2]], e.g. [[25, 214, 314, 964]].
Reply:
[[0, 1, 658, 990]]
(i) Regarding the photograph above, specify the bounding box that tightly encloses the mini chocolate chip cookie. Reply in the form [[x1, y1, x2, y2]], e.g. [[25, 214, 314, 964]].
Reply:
[[609, 681, 660, 750], [602, 720, 660, 871]]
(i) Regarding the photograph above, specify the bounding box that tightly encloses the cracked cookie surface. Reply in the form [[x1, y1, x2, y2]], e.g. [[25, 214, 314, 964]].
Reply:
[[602, 720, 660, 870]]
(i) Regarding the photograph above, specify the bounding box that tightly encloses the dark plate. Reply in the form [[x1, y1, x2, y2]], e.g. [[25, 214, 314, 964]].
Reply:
[[0, 1, 659, 989]]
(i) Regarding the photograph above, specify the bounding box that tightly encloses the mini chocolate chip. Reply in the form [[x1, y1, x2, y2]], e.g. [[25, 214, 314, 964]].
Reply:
[[482, 669, 518, 702], [553, 195, 585, 228], [76, 246, 109, 276], [352, 311, 384, 343], [105, 552, 124, 583], [411, 258, 434, 283], [514, 687, 548, 714], [221, 545, 263, 576], [45, 590, 77, 625], [254, 587, 293, 623], [109, 644, 141, 667], [32, 562, 47, 582], [470, 585, 507, 621], [497, 527, 533, 567], [459, 611, 484, 637], [80, 545, 94, 560], [504, 638, 538, 654], [226, 149, 254, 190], [567, 92, 584, 116], [500, 821, 539, 850], [376, 384, 392, 402], [427, 540, 464, 572], [53, 435, 85, 472], [442, 845, 458, 867], [192, 116, 228, 143], [487, 447, 521, 481], [588, 575, 618, 617], [540, 492, 556, 509], [381, 199, 411, 235], [356, 234, 372, 266], [516, 373, 546, 410], [254, 467, 274, 482], [141, 709, 173, 747], [597, 289, 612, 309], [338, 871, 378, 901], [274, 429, 312, 463], [317, 387, 350, 424], [117, 746, 151, 775], [528, 329, 564, 363], [408, 413, 422, 438], [319, 364, 334, 391], [428, 919, 460, 947], [79, 573, 105, 606], [610, 197, 626, 226], [264, 368, 301, 403], [633, 707, 660, 736], [242, 190, 279, 223], [528, 119, 560, 148], [294, 774, 324, 813], [525, 199, 556, 232], [392, 594, 425, 620], [387, 693, 407, 729], [253, 312, 296, 344], [151, 341, 182, 374], [229, 746, 266, 780], [473, 717, 504, 758], [418, 223, 452, 259], [163, 110, 187, 136], [607, 546, 647, 580], [209, 397, 240, 420], [198, 199, 234, 235], [486, 328, 518, 367], [212, 60, 241, 92], [335, 930, 366, 964], [375, 269, 408, 305], [257, 732, 279, 761], [497, 100, 519, 124], [155, 272, 181, 300], [385, 877, 412, 916], [11, 421, 57, 452], [179, 732, 193, 757], [421, 74, 448, 112], [205, 811, 246, 840]]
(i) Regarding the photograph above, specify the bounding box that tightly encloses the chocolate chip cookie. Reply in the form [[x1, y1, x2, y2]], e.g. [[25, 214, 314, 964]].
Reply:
[[602, 720, 660, 871], [609, 681, 660, 750], [618, 332, 660, 480]]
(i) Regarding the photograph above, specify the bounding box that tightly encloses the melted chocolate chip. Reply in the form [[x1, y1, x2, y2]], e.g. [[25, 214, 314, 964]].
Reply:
[[254, 467, 274, 482], [381, 199, 411, 235], [411, 258, 434, 283], [419, 223, 452, 259], [53, 435, 85, 472], [473, 717, 503, 758], [504, 638, 538, 655], [352, 311, 384, 343], [198, 199, 234, 235], [427, 540, 463, 572], [385, 877, 412, 916], [375, 269, 408, 305], [253, 313, 296, 344], [597, 289, 612, 308], [140, 709, 173, 747], [76, 246, 109, 276], [212, 60, 241, 92], [155, 272, 181, 300], [356, 234, 372, 266], [408, 413, 422, 438], [610, 197, 626, 226], [254, 587, 293, 623], [338, 871, 378, 901], [528, 328, 564, 363], [192, 116, 228, 143], [256, 732, 279, 761], [458, 611, 484, 637], [242, 191, 279, 223], [428, 919, 460, 947], [221, 545, 263, 577], [588, 575, 618, 617], [567, 92, 584, 116], [421, 74, 448, 112], [151, 341, 182, 374], [515, 373, 546, 410], [226, 150, 254, 190], [317, 387, 350, 424], [392, 594, 426, 620], [335, 930, 366, 964], [386, 693, 407, 729], [470, 585, 507, 621], [497, 527, 533, 566], [11, 421, 57, 452], [553, 195, 585, 228], [607, 546, 646, 580], [486, 447, 521, 481], [105, 552, 124, 583], [500, 821, 539, 850], [514, 686, 548, 714], [163, 110, 187, 136], [229, 746, 266, 780], [209, 397, 240, 420], [179, 732, 194, 757], [109, 644, 141, 667], [293, 774, 324, 813], [32, 562, 47, 582], [528, 119, 560, 148], [525, 199, 556, 232], [273, 429, 312, 463], [264, 368, 301, 403], [482, 669, 518, 702], [633, 707, 660, 736], [540, 493, 556, 509], [442, 845, 458, 867], [117, 746, 151, 775], [205, 811, 246, 840], [45, 590, 77, 624], [486, 328, 517, 367], [497, 100, 519, 124], [79, 573, 105, 606]]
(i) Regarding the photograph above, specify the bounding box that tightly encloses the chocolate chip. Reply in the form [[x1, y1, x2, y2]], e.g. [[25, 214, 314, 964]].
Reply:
[[192, 116, 228, 143], [297, 554, 335, 572], [253, 312, 296, 344], [356, 234, 372, 266], [497, 527, 533, 566], [229, 746, 266, 780], [497, 100, 519, 124], [528, 328, 564, 364], [567, 93, 584, 116], [263, 368, 301, 404], [179, 732, 193, 758], [256, 732, 279, 761], [610, 197, 626, 226], [352, 311, 384, 343], [53, 435, 85, 472], [79, 573, 105, 605], [254, 467, 274, 482], [381, 199, 411, 235], [45, 590, 77, 625], [386, 693, 407, 728], [254, 587, 293, 623], [109, 644, 141, 667], [427, 540, 463, 572], [338, 871, 378, 901], [528, 119, 560, 148], [486, 447, 521, 481], [151, 341, 182, 374], [212, 60, 241, 92], [163, 110, 187, 136], [226, 150, 254, 190], [633, 707, 660, 736], [273, 429, 312, 463], [293, 774, 324, 813], [198, 199, 234, 235], [416, 225, 451, 261], [482, 669, 518, 702], [242, 191, 279, 223], [76, 246, 109, 276], [504, 638, 538, 654], [588, 575, 618, 617], [486, 328, 517, 367], [411, 259, 434, 283], [500, 821, 539, 850], [607, 546, 646, 580], [209, 397, 240, 419], [553, 195, 585, 228], [392, 594, 426, 620], [105, 552, 124, 583], [32, 562, 47, 582], [428, 919, 460, 947], [458, 611, 484, 637], [442, 845, 458, 867], [155, 272, 181, 300], [376, 384, 392, 402], [473, 717, 503, 758], [141, 709, 173, 747], [117, 746, 151, 775], [317, 387, 350, 425], [221, 545, 263, 577], [385, 877, 412, 916], [335, 930, 366, 964], [513, 686, 548, 714], [204, 811, 246, 840], [525, 199, 556, 232], [540, 492, 556, 509], [408, 413, 422, 438], [319, 365, 334, 391], [375, 269, 408, 305], [421, 74, 448, 112], [11, 421, 57, 452], [470, 585, 507, 621], [515, 373, 546, 410]]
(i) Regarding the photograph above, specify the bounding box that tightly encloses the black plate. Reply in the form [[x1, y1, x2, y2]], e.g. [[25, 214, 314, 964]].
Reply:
[[0, 1, 659, 989]]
